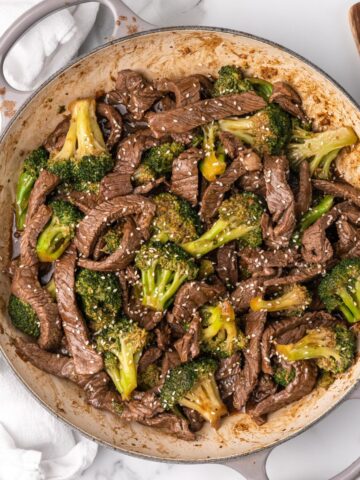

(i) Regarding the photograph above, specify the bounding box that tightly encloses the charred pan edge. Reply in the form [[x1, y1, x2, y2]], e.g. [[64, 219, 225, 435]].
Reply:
[[1, 26, 360, 464]]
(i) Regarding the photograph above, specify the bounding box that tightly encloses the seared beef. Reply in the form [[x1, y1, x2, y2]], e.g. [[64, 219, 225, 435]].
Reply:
[[133, 177, 166, 195], [137, 413, 195, 441], [262, 155, 296, 248], [200, 149, 262, 222], [216, 242, 238, 287], [148, 92, 267, 137], [99, 171, 133, 202], [25, 170, 60, 223], [269, 82, 307, 121], [156, 76, 201, 107], [121, 391, 163, 421], [233, 311, 267, 410], [62, 190, 98, 214], [84, 371, 123, 414], [296, 161, 312, 217], [54, 244, 103, 375], [313, 179, 360, 208], [12, 205, 62, 351], [239, 247, 298, 278], [76, 195, 155, 258], [218, 131, 244, 159], [44, 118, 70, 153], [216, 353, 241, 399], [249, 374, 277, 405], [138, 347, 162, 373], [155, 323, 172, 351], [336, 218, 360, 258], [161, 351, 181, 378], [238, 171, 266, 196], [230, 278, 265, 312], [174, 313, 201, 362], [263, 263, 324, 287], [78, 217, 142, 272], [183, 407, 205, 432], [170, 147, 203, 206], [96, 102, 123, 150]]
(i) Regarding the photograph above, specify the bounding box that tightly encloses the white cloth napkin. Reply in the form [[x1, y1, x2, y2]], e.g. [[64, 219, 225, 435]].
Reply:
[[0, 355, 98, 480], [3, 2, 99, 91]]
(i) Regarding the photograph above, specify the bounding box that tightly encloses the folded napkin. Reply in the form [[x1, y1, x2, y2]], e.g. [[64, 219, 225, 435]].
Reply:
[[3, 2, 99, 91], [0, 355, 98, 480]]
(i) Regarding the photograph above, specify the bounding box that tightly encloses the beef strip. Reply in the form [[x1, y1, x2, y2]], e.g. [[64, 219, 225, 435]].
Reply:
[[138, 347, 162, 373], [96, 102, 123, 150], [170, 147, 203, 206], [156, 76, 201, 107], [44, 118, 70, 153], [263, 263, 325, 287], [216, 242, 238, 286], [98, 171, 133, 202], [12, 205, 62, 351], [296, 161, 312, 217], [25, 170, 60, 224], [269, 82, 307, 122], [76, 195, 155, 258], [161, 350, 181, 378], [174, 313, 201, 362], [218, 131, 244, 159], [230, 278, 265, 312], [200, 149, 262, 222], [114, 69, 162, 120], [137, 413, 195, 441], [238, 247, 299, 278], [133, 177, 166, 195], [182, 407, 205, 432], [62, 190, 98, 214], [336, 218, 360, 258], [54, 244, 103, 375], [147, 92, 267, 137], [238, 171, 266, 196], [262, 155, 296, 249], [261, 311, 337, 374], [122, 391, 163, 421], [155, 323, 172, 351], [78, 217, 142, 272], [216, 353, 241, 400], [249, 374, 277, 405], [247, 361, 317, 423], [313, 179, 360, 208], [233, 311, 267, 410]]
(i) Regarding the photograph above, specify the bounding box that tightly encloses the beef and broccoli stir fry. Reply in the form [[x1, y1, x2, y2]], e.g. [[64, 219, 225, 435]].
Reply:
[[8, 65, 360, 440]]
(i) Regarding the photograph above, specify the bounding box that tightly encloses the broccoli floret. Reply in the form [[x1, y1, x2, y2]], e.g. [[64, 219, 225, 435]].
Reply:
[[200, 122, 227, 182], [138, 363, 161, 391], [100, 221, 124, 255], [135, 241, 198, 311], [292, 195, 334, 245], [96, 317, 148, 400], [273, 366, 295, 387], [212, 65, 253, 97], [47, 98, 114, 183], [219, 104, 291, 155], [198, 259, 215, 280], [15, 147, 49, 230], [287, 125, 358, 179], [36, 200, 82, 262], [200, 301, 247, 358], [132, 142, 185, 185], [8, 294, 40, 338], [160, 358, 227, 427], [75, 268, 122, 332], [152, 192, 201, 244], [247, 77, 273, 100], [182, 192, 264, 257], [250, 284, 311, 316], [318, 258, 360, 323], [276, 325, 356, 374]]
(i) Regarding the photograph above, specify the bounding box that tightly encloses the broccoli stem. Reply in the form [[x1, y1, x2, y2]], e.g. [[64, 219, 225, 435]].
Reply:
[[15, 172, 36, 230], [36, 225, 72, 262], [75, 99, 106, 157], [247, 77, 273, 100], [299, 196, 334, 232], [277, 344, 341, 363], [118, 339, 137, 400], [338, 287, 360, 323], [143, 270, 188, 311], [317, 149, 340, 180]]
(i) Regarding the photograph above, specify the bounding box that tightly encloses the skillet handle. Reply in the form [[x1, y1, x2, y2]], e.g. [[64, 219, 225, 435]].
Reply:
[[0, 0, 153, 132]]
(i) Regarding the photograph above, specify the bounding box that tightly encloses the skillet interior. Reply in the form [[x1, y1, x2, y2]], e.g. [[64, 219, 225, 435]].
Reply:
[[1, 28, 360, 462]]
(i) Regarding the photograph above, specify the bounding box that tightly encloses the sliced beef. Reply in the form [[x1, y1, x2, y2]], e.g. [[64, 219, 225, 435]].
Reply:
[[99, 171, 133, 202], [230, 277, 265, 312], [96, 102, 123, 150], [12, 205, 62, 351], [121, 391, 163, 421], [296, 161, 312, 217], [239, 247, 298, 278], [233, 311, 267, 410], [25, 170, 60, 224], [263, 263, 324, 287], [262, 155, 296, 249], [216, 242, 238, 287], [156, 76, 201, 107], [249, 374, 277, 404], [238, 171, 266, 196], [269, 82, 307, 121], [313, 179, 360, 208], [336, 218, 360, 258], [62, 190, 98, 214], [216, 353, 241, 400], [174, 313, 201, 362], [218, 131, 244, 159], [182, 407, 205, 432], [114, 69, 162, 120], [155, 323, 172, 351], [78, 217, 142, 272], [54, 244, 103, 375], [138, 347, 162, 373], [247, 361, 317, 422], [76, 195, 155, 258], [200, 149, 262, 222], [44, 118, 70, 153], [133, 177, 165, 195], [84, 371, 123, 414], [161, 351, 181, 378], [170, 147, 203, 206], [147, 92, 267, 137], [137, 413, 195, 441]]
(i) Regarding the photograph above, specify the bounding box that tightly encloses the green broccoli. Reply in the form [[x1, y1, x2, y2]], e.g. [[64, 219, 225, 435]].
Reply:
[[247, 77, 273, 100], [152, 192, 201, 244], [8, 294, 40, 338], [200, 122, 227, 182], [135, 241, 198, 311], [200, 301, 247, 358], [182, 192, 264, 257], [212, 65, 253, 97], [36, 200, 82, 262], [287, 125, 358, 179], [100, 221, 124, 255], [160, 358, 227, 428], [198, 259, 215, 280], [292, 195, 334, 245], [276, 324, 356, 374], [318, 258, 360, 323], [138, 363, 161, 391], [96, 317, 148, 400], [75, 268, 122, 332], [219, 104, 291, 155], [47, 98, 114, 183], [15, 147, 49, 230], [132, 142, 185, 185], [273, 366, 295, 387], [250, 284, 311, 316]]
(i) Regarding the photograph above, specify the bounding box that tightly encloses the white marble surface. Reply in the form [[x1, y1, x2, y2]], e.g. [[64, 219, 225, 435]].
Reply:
[[2, 0, 360, 479]]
